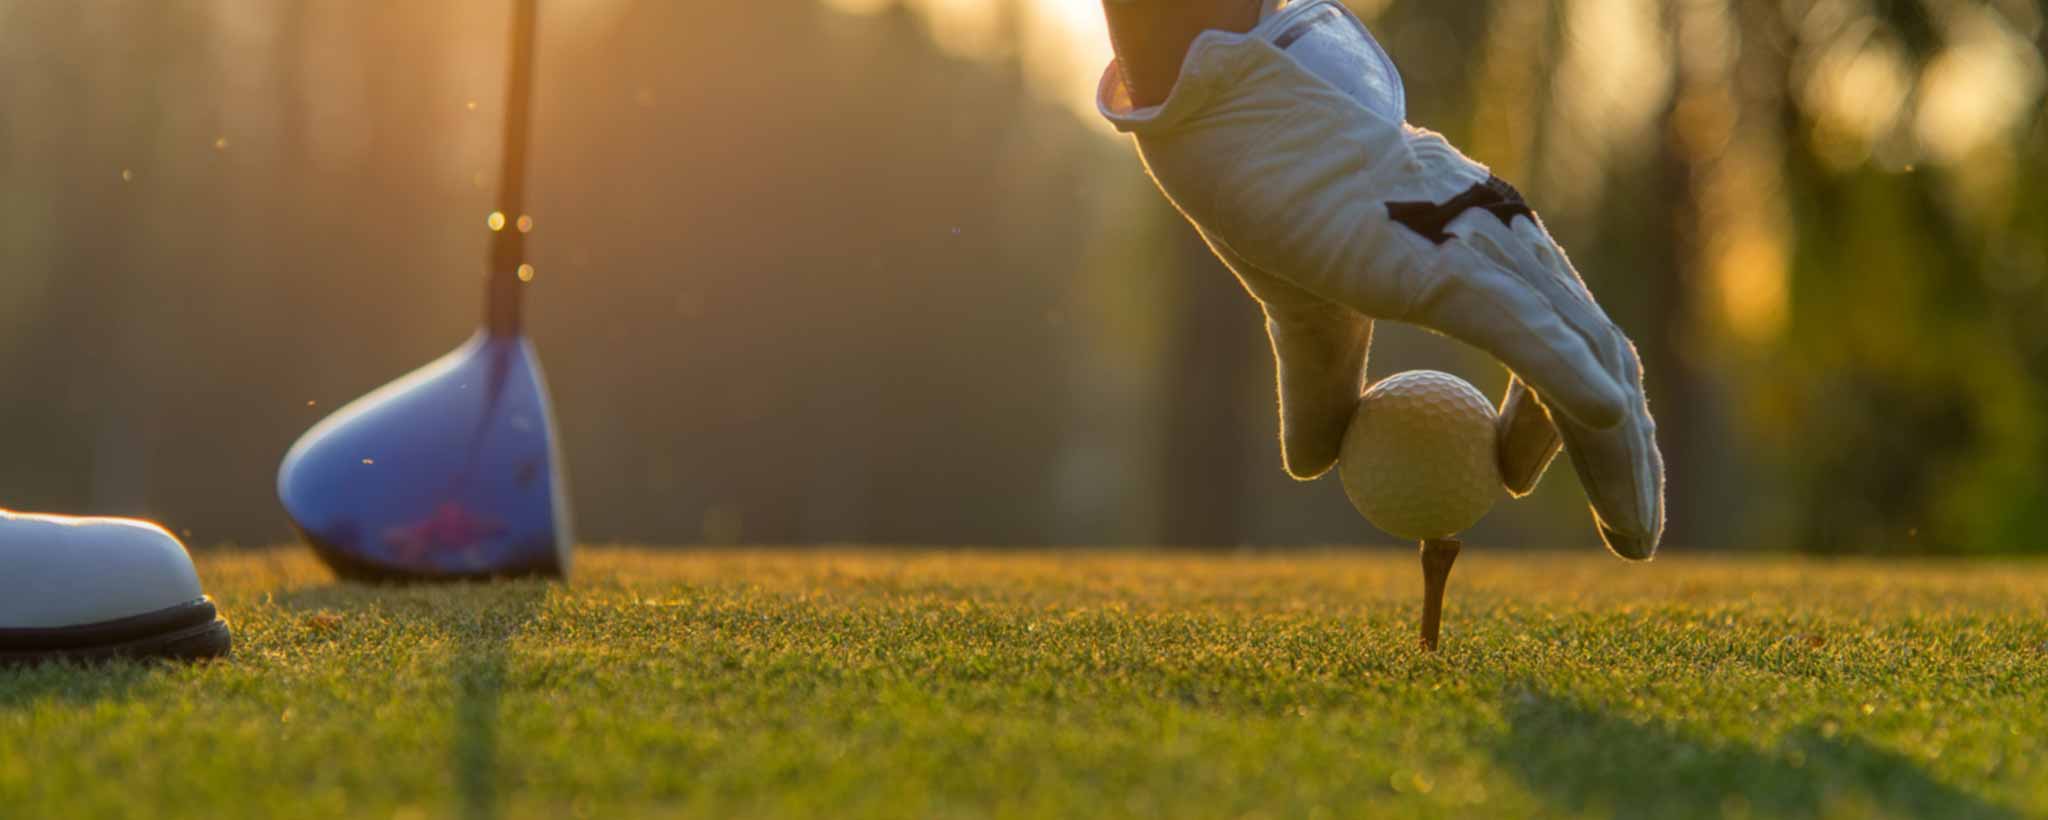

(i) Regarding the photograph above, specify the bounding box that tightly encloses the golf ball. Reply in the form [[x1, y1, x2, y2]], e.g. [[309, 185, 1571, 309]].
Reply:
[[1338, 370, 1501, 540]]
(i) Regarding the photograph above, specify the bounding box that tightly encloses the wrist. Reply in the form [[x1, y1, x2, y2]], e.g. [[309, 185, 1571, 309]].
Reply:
[[1102, 0, 1263, 108]]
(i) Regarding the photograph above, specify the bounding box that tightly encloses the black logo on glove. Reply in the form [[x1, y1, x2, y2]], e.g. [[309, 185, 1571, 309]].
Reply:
[[1386, 175, 1536, 245]]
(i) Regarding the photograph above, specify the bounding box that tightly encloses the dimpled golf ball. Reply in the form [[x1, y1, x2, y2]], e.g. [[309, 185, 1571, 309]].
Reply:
[[1339, 370, 1501, 540]]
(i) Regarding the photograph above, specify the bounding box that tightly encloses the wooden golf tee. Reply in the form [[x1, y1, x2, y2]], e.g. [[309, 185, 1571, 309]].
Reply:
[[1419, 539, 1462, 652]]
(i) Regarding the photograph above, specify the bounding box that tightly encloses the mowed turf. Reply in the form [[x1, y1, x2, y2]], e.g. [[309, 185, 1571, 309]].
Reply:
[[2, 548, 2044, 819]]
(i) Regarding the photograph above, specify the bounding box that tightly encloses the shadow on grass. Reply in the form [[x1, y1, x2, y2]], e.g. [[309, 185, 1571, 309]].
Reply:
[[272, 580, 548, 820], [450, 584, 546, 820], [1489, 688, 2015, 819]]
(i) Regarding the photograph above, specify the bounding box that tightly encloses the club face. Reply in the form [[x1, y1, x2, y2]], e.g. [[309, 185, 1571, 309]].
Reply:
[[279, 330, 572, 581]]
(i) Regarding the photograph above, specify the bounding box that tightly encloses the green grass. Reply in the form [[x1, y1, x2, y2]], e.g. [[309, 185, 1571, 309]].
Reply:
[[2, 548, 2045, 819]]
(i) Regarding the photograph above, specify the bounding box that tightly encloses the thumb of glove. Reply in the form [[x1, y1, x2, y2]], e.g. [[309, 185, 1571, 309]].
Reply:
[[1264, 299, 1372, 481]]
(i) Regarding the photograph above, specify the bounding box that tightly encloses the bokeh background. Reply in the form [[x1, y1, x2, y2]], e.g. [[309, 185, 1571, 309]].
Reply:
[[1, 0, 2042, 554]]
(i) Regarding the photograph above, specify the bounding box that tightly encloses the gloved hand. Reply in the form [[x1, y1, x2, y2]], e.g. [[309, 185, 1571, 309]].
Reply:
[[1098, 0, 1664, 559]]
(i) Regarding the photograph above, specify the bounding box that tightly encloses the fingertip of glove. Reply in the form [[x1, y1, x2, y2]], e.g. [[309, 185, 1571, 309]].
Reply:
[[1502, 474, 1541, 500], [1499, 454, 1547, 498], [1599, 521, 1659, 562], [1282, 456, 1337, 482], [1280, 426, 1346, 482]]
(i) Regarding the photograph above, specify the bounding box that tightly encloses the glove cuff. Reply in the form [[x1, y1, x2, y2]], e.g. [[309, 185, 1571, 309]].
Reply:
[[1098, 29, 1270, 135], [1098, 0, 1405, 135]]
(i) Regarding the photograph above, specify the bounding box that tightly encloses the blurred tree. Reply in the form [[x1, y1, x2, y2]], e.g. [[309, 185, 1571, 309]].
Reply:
[[1733, 0, 2048, 553]]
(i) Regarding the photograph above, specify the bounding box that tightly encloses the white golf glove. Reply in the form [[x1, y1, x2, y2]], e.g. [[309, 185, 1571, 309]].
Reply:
[[1098, 0, 1664, 559]]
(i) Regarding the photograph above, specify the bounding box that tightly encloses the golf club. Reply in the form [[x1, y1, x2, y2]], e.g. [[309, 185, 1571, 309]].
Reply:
[[277, 0, 571, 581]]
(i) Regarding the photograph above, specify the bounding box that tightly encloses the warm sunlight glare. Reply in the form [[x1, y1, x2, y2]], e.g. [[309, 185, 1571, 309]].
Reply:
[[1914, 6, 2045, 165], [540, 0, 634, 41], [821, 0, 1115, 128], [1543, 0, 1672, 213], [1560, 0, 1671, 153], [1801, 19, 1912, 169], [1715, 221, 1790, 344]]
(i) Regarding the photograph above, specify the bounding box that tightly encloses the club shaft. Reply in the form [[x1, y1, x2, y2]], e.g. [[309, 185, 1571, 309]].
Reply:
[[487, 0, 538, 336], [1419, 539, 1461, 652]]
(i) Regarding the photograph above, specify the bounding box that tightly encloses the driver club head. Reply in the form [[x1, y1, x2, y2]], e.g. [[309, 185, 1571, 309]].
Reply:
[[278, 330, 572, 581]]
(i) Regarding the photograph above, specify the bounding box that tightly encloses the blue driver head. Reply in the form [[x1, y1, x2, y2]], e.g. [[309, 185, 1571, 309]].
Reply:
[[278, 331, 572, 581], [280, 0, 569, 582]]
